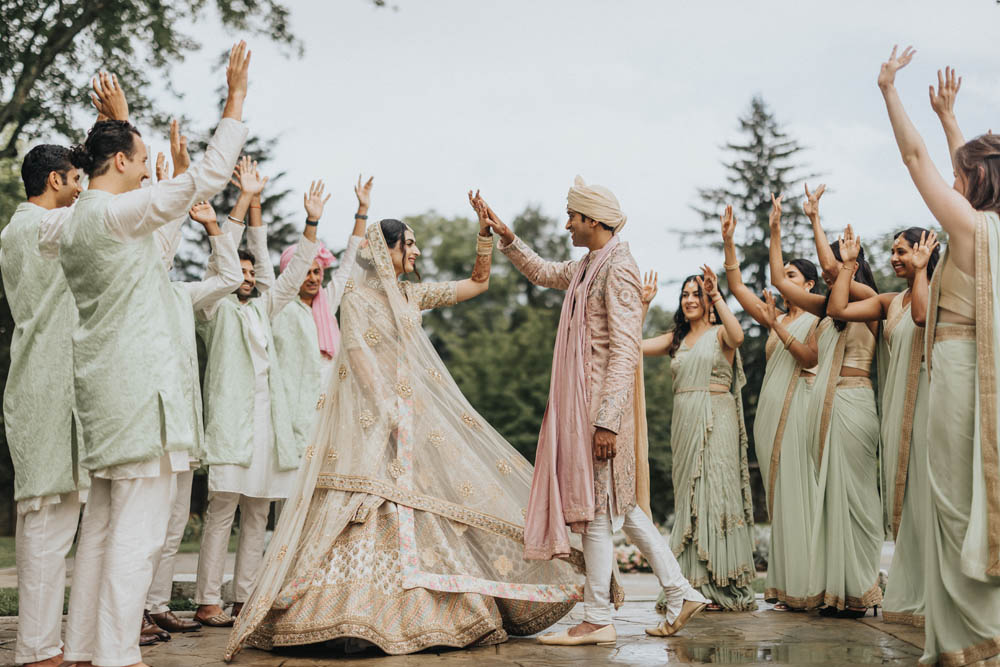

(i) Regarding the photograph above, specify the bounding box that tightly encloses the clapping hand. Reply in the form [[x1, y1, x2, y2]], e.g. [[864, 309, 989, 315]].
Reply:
[[769, 193, 783, 232], [641, 270, 659, 305], [929, 66, 961, 117], [170, 120, 190, 178], [91, 71, 129, 121], [304, 180, 330, 222], [231, 156, 268, 196], [803, 184, 826, 221], [912, 230, 940, 272], [838, 225, 861, 264], [189, 201, 217, 227], [878, 44, 916, 90]]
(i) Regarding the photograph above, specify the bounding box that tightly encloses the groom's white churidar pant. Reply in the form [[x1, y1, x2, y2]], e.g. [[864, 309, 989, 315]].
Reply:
[[146, 468, 194, 613], [15, 492, 83, 665], [64, 453, 181, 666], [582, 501, 708, 625]]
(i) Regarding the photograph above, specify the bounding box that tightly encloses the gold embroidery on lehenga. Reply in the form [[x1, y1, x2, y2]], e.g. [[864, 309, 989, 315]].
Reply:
[[493, 555, 514, 576], [395, 380, 413, 398], [496, 459, 512, 475], [360, 410, 375, 430], [338, 365, 348, 380], [344, 278, 355, 292], [315, 394, 326, 410], [304, 446, 315, 461], [427, 367, 444, 383], [427, 430, 445, 448], [461, 413, 481, 430], [364, 327, 381, 346], [387, 459, 405, 479], [457, 481, 474, 499], [326, 449, 339, 463], [276, 545, 288, 561]]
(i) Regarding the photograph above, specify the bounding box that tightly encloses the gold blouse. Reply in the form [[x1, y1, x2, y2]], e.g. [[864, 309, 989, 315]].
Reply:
[[938, 258, 975, 324], [841, 321, 875, 373]]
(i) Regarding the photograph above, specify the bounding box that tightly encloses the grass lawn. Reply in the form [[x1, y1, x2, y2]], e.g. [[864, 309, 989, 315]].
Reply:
[[0, 537, 13, 569]]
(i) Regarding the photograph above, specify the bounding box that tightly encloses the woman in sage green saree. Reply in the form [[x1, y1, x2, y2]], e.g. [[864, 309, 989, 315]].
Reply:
[[719, 204, 821, 610], [769, 194, 883, 618], [881, 47, 1000, 666], [826, 226, 940, 627], [641, 266, 756, 611]]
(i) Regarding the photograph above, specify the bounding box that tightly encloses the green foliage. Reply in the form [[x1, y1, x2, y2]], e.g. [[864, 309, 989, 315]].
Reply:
[[0, 587, 71, 616], [642, 306, 675, 522], [0, 0, 301, 158], [683, 96, 817, 467]]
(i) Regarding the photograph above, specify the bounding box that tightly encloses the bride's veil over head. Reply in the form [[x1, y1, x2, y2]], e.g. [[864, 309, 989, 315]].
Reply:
[[226, 223, 582, 659]]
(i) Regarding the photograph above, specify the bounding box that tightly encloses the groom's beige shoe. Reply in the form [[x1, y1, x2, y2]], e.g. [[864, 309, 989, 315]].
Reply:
[[537, 624, 617, 646], [645, 599, 708, 637]]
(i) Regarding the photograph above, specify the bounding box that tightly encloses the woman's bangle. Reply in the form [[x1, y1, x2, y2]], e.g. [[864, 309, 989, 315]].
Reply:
[[249, 204, 261, 209], [227, 215, 244, 224], [355, 213, 368, 220], [782, 334, 794, 350], [711, 294, 723, 304], [840, 262, 856, 271], [723, 261, 740, 271]]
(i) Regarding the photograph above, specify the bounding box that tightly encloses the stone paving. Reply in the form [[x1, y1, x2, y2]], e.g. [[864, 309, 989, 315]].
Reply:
[[0, 600, 926, 666]]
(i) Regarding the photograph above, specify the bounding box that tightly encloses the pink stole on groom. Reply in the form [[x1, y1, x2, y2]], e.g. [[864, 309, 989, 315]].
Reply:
[[523, 235, 620, 561]]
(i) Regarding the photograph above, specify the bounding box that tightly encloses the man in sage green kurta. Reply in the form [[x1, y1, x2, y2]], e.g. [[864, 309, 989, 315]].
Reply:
[[1, 144, 87, 667], [58, 46, 250, 666]]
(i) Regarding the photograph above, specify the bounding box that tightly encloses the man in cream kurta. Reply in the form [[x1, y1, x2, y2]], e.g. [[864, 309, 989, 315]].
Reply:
[[1, 145, 87, 667], [58, 45, 249, 666], [490, 176, 707, 646], [193, 197, 323, 625]]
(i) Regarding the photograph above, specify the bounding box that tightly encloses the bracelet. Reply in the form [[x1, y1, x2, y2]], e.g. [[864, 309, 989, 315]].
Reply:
[[476, 234, 495, 255], [711, 294, 723, 304], [306, 217, 319, 226], [723, 261, 740, 271], [840, 263, 856, 271], [249, 204, 261, 209], [355, 213, 368, 220], [782, 334, 794, 350], [227, 215, 244, 224]]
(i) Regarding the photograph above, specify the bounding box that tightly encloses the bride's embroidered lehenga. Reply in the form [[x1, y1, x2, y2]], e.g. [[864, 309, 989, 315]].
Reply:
[[225, 224, 582, 658]]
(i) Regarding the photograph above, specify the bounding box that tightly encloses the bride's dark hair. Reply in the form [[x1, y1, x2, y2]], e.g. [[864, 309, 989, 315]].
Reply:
[[666, 275, 719, 358]]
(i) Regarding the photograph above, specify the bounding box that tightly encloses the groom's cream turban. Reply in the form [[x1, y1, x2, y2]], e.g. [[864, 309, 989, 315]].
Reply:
[[566, 175, 627, 233]]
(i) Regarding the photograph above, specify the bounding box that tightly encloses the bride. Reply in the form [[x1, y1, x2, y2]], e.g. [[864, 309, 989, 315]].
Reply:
[[225, 192, 583, 658]]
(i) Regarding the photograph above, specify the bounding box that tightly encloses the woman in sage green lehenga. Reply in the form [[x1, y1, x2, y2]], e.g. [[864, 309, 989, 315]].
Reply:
[[225, 203, 582, 659], [769, 194, 883, 618], [825, 225, 940, 627], [880, 46, 1000, 666], [641, 265, 757, 611], [719, 203, 821, 610]]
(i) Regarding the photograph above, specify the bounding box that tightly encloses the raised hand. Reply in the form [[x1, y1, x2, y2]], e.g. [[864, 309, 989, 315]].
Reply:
[[769, 193, 783, 231], [929, 66, 961, 118], [803, 183, 826, 221], [355, 174, 374, 211], [222, 40, 251, 121], [170, 119, 190, 178], [641, 270, 659, 305], [912, 230, 940, 271], [155, 152, 170, 182], [468, 189, 492, 236], [189, 201, 217, 227], [757, 289, 779, 328], [878, 44, 916, 90], [480, 200, 514, 244], [838, 224, 861, 263], [304, 180, 331, 222], [720, 205, 736, 243], [91, 71, 129, 121], [233, 155, 268, 196], [701, 264, 720, 300]]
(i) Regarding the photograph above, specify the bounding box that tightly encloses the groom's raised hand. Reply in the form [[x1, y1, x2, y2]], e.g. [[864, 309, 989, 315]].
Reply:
[[594, 427, 617, 461]]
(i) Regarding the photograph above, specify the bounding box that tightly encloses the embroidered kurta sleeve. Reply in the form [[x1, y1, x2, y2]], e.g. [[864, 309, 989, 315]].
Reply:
[[244, 224, 274, 293], [324, 235, 362, 316], [405, 281, 459, 310], [594, 259, 643, 433], [105, 119, 248, 240], [499, 235, 579, 290], [263, 234, 319, 320], [37, 206, 75, 259], [186, 233, 243, 319]]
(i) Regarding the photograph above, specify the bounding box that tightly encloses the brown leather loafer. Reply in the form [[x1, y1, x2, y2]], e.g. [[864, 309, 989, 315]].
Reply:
[[139, 632, 160, 646], [142, 610, 171, 642], [150, 610, 202, 633]]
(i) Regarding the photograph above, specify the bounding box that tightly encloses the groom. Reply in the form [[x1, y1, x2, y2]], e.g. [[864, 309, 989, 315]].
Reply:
[[480, 177, 708, 645]]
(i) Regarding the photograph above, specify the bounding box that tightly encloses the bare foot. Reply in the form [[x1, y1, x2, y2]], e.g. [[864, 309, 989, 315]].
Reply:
[[28, 655, 63, 667], [567, 621, 609, 637], [194, 603, 225, 622]]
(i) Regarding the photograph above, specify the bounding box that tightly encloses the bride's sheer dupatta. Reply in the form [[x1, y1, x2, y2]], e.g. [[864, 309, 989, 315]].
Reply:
[[226, 223, 583, 659]]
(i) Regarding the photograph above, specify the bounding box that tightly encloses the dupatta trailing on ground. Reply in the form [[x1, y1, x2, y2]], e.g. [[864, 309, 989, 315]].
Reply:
[[225, 224, 583, 659], [926, 211, 1000, 582]]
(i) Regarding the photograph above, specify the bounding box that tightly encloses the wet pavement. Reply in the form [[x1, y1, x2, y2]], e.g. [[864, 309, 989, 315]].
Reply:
[[0, 600, 926, 666]]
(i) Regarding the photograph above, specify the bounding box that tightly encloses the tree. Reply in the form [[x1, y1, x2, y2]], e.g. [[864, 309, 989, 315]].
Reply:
[[683, 96, 817, 464], [0, 0, 302, 159]]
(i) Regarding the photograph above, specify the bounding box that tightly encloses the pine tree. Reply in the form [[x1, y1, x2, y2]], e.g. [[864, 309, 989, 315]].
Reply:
[[683, 96, 816, 493]]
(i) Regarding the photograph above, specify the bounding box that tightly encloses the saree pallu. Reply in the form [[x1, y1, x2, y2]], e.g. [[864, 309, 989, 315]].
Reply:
[[881, 294, 929, 627], [666, 329, 756, 611], [920, 211, 1000, 666], [806, 321, 883, 610], [754, 313, 819, 608]]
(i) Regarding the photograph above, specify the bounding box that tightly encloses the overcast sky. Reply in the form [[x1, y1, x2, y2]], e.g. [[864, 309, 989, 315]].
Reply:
[[156, 0, 1000, 306]]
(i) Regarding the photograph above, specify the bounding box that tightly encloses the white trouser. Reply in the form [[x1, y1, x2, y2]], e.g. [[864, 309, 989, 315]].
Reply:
[[63, 472, 173, 666], [146, 470, 193, 613], [194, 491, 270, 606], [15, 492, 82, 664], [582, 504, 707, 625]]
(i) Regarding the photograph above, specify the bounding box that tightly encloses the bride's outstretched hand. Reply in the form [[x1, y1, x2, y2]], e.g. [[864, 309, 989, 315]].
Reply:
[[468, 189, 491, 237], [878, 44, 916, 90], [473, 195, 514, 245]]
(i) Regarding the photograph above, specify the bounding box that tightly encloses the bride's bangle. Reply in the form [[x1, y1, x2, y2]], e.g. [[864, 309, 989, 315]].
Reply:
[[476, 233, 494, 255]]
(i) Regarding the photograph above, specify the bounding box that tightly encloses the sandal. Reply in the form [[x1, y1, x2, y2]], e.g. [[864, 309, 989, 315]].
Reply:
[[705, 603, 724, 612], [194, 612, 234, 627], [772, 602, 790, 611]]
